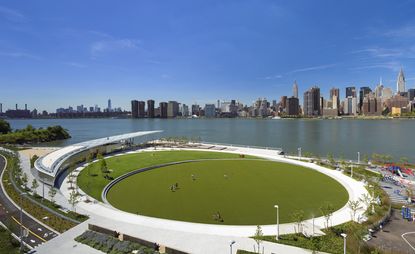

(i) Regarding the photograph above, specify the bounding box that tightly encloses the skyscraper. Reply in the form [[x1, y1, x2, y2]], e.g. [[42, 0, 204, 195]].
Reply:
[[107, 99, 112, 112], [159, 102, 168, 118], [330, 87, 340, 109], [345, 86, 356, 98], [287, 97, 299, 116], [138, 101, 145, 117], [167, 101, 179, 118], [131, 100, 139, 118], [359, 87, 372, 112], [147, 100, 155, 118], [397, 68, 406, 94], [204, 104, 216, 117], [303, 86, 321, 116], [293, 81, 298, 98]]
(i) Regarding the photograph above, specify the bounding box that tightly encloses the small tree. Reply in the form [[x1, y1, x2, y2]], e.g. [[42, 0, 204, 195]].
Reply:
[[69, 190, 80, 212], [253, 225, 263, 253], [21, 173, 28, 189], [30, 155, 39, 169], [48, 187, 57, 204], [291, 210, 305, 233], [100, 158, 108, 178], [359, 193, 372, 215], [320, 202, 334, 229], [348, 200, 362, 221], [327, 152, 335, 165], [31, 179, 39, 196]]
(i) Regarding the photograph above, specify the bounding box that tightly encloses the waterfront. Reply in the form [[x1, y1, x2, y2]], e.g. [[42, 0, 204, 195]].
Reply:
[[7, 118, 414, 162]]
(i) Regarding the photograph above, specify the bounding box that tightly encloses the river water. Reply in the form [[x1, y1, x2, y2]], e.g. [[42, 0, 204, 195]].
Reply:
[[7, 118, 415, 162]]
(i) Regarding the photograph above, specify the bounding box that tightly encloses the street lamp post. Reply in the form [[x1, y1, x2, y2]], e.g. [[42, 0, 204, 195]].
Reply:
[[298, 147, 302, 159], [357, 152, 360, 164], [351, 164, 353, 178], [341, 233, 347, 254], [20, 192, 27, 253], [369, 185, 375, 213], [274, 205, 279, 240], [229, 240, 235, 254]]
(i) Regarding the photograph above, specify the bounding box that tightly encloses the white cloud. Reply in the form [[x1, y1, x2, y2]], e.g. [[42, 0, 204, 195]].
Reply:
[[288, 64, 337, 74], [63, 62, 87, 68], [0, 5, 27, 22], [260, 74, 282, 80], [91, 38, 140, 56], [351, 61, 401, 72], [0, 51, 40, 60]]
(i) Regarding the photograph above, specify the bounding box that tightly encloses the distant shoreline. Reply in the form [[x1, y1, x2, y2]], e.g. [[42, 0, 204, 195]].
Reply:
[[3, 116, 415, 120]]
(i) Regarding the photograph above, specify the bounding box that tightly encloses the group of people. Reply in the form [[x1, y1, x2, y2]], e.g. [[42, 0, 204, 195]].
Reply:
[[170, 182, 179, 192]]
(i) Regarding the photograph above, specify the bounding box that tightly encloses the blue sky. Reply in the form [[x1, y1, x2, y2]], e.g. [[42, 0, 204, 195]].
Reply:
[[1, 0, 415, 112]]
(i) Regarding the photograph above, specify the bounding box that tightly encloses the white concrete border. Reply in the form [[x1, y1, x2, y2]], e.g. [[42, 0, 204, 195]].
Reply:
[[60, 144, 370, 238]]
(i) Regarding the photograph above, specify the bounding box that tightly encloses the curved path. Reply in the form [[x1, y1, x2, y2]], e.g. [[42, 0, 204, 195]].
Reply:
[[64, 146, 370, 237], [0, 154, 57, 249]]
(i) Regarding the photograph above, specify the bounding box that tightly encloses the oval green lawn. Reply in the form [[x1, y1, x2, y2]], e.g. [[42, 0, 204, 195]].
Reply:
[[77, 150, 257, 201], [106, 160, 348, 225]]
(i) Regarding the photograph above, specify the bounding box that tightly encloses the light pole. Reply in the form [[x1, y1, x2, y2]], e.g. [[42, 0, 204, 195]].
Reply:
[[229, 240, 235, 254], [20, 192, 27, 253], [341, 233, 347, 254], [351, 164, 353, 178], [368, 185, 375, 213], [274, 205, 279, 240], [357, 152, 360, 164], [298, 147, 302, 160]]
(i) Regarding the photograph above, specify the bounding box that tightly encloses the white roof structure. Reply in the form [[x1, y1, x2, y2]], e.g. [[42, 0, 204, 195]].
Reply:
[[35, 131, 162, 178]]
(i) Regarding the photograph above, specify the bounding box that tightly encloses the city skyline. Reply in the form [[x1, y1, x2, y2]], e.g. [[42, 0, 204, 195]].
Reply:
[[2, 1, 415, 111]]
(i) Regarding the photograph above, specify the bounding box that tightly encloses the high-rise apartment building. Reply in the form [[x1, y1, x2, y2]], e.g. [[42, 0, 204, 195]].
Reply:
[[147, 100, 155, 118], [303, 86, 321, 116], [330, 87, 340, 109], [286, 97, 299, 116], [204, 104, 216, 117], [408, 88, 415, 101], [359, 87, 372, 112], [138, 101, 145, 117], [167, 101, 179, 118], [345, 86, 356, 98], [159, 102, 168, 118], [131, 100, 139, 118]]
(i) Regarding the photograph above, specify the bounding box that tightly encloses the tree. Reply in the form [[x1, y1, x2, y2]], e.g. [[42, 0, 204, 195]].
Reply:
[[348, 200, 362, 222], [320, 202, 334, 229], [359, 193, 372, 215], [30, 155, 39, 168], [100, 158, 108, 178], [350, 223, 368, 254], [48, 187, 57, 204], [363, 154, 369, 164], [21, 173, 28, 189], [327, 152, 335, 165], [0, 119, 11, 134], [31, 179, 39, 196], [291, 210, 305, 233], [253, 225, 263, 253], [69, 190, 80, 212]]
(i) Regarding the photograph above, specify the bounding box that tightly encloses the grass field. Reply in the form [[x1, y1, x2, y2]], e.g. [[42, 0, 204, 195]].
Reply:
[[77, 150, 256, 201], [106, 159, 348, 225]]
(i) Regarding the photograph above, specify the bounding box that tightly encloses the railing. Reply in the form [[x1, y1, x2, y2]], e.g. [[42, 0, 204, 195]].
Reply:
[[192, 141, 283, 151]]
